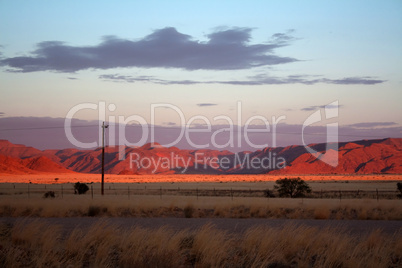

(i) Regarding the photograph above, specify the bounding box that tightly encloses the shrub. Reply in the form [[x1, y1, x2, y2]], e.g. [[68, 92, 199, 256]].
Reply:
[[88, 206, 101, 217], [43, 191, 55, 199], [184, 204, 195, 218], [263, 189, 275, 198], [274, 177, 312, 198], [397, 182, 402, 198], [87, 206, 108, 216], [74, 182, 89, 195]]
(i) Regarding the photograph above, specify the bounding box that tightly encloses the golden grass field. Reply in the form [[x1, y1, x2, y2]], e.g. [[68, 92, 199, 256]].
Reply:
[[1, 195, 402, 222], [1, 193, 401, 220], [0, 219, 401, 267]]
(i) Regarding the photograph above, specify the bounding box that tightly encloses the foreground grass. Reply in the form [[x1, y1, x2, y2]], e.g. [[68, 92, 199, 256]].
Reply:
[[0, 220, 400, 267], [1, 195, 401, 220]]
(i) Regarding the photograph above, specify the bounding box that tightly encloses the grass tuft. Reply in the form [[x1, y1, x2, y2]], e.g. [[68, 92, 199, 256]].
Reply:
[[183, 203, 195, 218]]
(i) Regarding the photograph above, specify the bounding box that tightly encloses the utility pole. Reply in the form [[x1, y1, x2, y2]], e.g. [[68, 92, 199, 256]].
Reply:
[[101, 121, 109, 196]]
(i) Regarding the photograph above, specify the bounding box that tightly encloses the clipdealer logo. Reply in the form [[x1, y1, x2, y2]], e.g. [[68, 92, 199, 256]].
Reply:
[[302, 100, 339, 167], [64, 101, 286, 153], [64, 100, 339, 171]]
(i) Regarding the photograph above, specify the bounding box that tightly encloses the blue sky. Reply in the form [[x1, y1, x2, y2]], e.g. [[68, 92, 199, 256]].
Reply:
[[0, 0, 401, 150]]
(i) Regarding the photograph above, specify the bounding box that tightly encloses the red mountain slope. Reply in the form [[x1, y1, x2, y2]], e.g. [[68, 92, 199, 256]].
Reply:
[[0, 138, 400, 175], [266, 139, 402, 174], [0, 155, 38, 174], [0, 154, 73, 174], [23, 156, 75, 173], [0, 140, 44, 159]]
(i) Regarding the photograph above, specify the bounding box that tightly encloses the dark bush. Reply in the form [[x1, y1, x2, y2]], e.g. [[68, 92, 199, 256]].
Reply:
[[274, 177, 312, 198], [184, 204, 195, 218], [397, 182, 402, 199], [88, 206, 108, 217], [88, 206, 101, 217], [263, 189, 275, 198], [43, 191, 55, 199], [74, 182, 89, 195]]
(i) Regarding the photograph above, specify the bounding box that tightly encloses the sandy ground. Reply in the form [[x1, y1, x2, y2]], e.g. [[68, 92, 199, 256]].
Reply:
[[0, 173, 400, 184], [1, 217, 401, 237]]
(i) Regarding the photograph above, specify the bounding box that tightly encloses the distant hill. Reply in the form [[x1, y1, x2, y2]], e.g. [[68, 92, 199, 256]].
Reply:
[[0, 138, 400, 175], [0, 154, 74, 174]]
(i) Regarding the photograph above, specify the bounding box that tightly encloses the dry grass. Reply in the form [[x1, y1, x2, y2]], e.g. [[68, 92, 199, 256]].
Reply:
[[0, 220, 400, 267], [0, 180, 400, 220], [0, 194, 401, 220]]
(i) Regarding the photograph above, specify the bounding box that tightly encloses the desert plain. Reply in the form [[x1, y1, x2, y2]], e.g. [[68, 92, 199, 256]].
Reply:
[[0, 174, 401, 267]]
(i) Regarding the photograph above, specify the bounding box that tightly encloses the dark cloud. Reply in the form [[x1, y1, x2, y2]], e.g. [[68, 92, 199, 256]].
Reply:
[[99, 74, 198, 85], [0, 112, 4, 117], [67, 77, 78, 80], [301, 106, 320, 112], [226, 74, 385, 85], [323, 77, 385, 85], [301, 104, 344, 112], [0, 27, 298, 73], [197, 103, 218, 107], [207, 28, 252, 44], [348, 122, 397, 128], [100, 73, 385, 86]]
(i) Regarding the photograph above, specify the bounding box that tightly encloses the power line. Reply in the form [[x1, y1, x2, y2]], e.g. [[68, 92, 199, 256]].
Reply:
[[0, 125, 99, 131], [0, 124, 396, 139], [273, 131, 389, 138]]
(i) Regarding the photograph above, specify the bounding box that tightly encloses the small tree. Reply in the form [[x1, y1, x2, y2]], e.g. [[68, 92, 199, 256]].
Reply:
[[74, 182, 89, 195], [397, 182, 402, 198], [43, 191, 55, 198], [274, 177, 311, 198]]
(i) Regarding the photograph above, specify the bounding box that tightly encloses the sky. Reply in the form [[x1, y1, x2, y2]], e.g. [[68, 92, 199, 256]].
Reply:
[[0, 0, 401, 151]]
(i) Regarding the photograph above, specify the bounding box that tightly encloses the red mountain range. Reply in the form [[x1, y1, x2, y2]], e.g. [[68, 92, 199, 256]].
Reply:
[[0, 138, 401, 175]]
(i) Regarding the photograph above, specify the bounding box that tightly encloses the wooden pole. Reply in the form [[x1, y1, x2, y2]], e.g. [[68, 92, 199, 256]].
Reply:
[[101, 121, 108, 196]]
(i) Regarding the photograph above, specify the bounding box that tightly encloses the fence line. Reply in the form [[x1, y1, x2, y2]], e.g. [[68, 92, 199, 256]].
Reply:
[[0, 184, 400, 200]]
